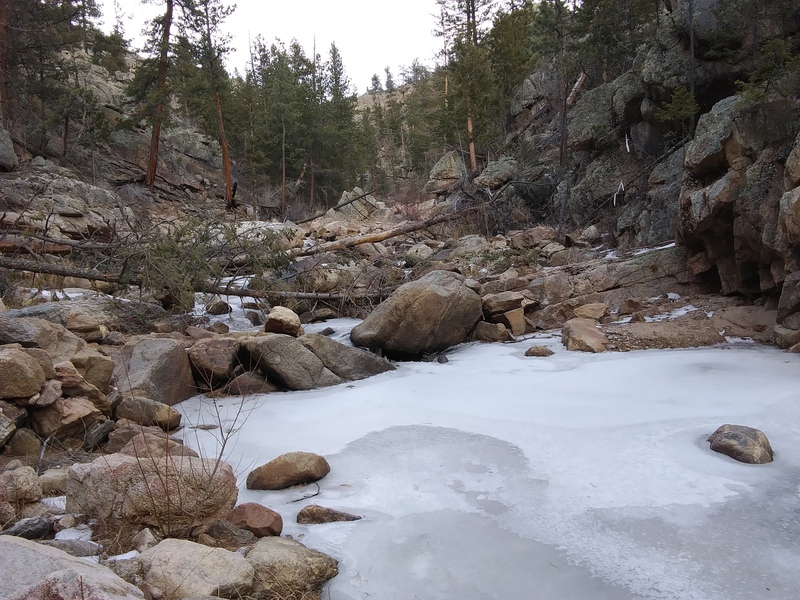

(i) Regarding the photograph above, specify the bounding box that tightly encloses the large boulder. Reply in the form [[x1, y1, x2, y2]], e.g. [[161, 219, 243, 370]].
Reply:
[[227, 502, 283, 537], [29, 397, 106, 441], [0, 346, 46, 400], [561, 318, 608, 353], [66, 453, 238, 537], [246, 537, 338, 600], [684, 96, 736, 176], [187, 337, 242, 387], [138, 538, 254, 599], [243, 334, 343, 390], [424, 150, 465, 194], [0, 317, 114, 392], [114, 337, 196, 405], [0, 128, 18, 172], [115, 396, 181, 431], [474, 156, 517, 189], [350, 270, 482, 357], [707, 424, 774, 464], [0, 466, 42, 504], [0, 536, 144, 600], [299, 333, 395, 381], [247, 451, 330, 490]]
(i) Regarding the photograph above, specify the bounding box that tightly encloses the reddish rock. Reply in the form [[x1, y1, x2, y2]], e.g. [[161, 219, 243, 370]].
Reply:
[[227, 502, 283, 537], [296, 505, 361, 525]]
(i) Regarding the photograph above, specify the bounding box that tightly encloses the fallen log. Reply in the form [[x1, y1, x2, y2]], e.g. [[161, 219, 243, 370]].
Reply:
[[0, 256, 388, 302], [294, 200, 491, 257]]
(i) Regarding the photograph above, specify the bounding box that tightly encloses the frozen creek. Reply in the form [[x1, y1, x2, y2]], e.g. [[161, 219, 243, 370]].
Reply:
[[180, 320, 800, 600]]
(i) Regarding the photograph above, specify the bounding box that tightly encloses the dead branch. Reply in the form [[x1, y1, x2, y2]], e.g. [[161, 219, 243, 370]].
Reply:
[[294, 200, 492, 257]]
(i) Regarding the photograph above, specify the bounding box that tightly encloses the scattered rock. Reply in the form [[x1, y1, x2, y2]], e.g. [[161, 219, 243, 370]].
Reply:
[[246, 536, 338, 600], [482, 291, 527, 316], [38, 539, 102, 557], [227, 502, 283, 537], [113, 337, 196, 405], [525, 345, 554, 357], [115, 395, 181, 431], [473, 321, 514, 343], [297, 505, 361, 524], [0, 466, 42, 504], [225, 371, 279, 395], [4, 427, 42, 457], [300, 333, 395, 381], [199, 518, 256, 550], [205, 299, 232, 315], [39, 467, 69, 495], [130, 527, 160, 553], [707, 424, 774, 464], [0, 516, 52, 539], [263, 306, 304, 337], [247, 451, 330, 490], [0, 346, 46, 400], [139, 538, 254, 599], [67, 453, 238, 537], [185, 325, 215, 340], [207, 321, 230, 334], [187, 337, 242, 387], [243, 334, 343, 391], [562, 318, 608, 353], [0, 535, 144, 599], [29, 396, 106, 441], [573, 303, 608, 320]]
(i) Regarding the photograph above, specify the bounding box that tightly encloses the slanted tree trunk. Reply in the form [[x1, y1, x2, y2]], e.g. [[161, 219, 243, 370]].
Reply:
[[146, 0, 173, 188], [466, 98, 477, 173]]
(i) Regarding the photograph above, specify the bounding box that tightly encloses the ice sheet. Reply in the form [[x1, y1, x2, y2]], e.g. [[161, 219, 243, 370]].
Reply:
[[180, 334, 800, 600]]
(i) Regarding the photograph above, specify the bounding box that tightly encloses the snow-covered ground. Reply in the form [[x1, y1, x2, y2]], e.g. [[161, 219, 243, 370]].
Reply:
[[180, 322, 800, 600]]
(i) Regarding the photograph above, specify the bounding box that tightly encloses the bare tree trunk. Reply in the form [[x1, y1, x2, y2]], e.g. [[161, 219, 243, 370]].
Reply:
[[281, 117, 286, 214], [0, 0, 9, 126], [309, 158, 315, 208], [146, 0, 173, 188], [466, 98, 477, 173], [214, 89, 233, 208]]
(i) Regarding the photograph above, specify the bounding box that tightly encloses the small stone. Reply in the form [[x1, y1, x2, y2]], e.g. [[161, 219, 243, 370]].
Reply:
[[207, 321, 230, 334], [227, 502, 283, 537], [619, 298, 645, 315], [200, 518, 256, 549], [4, 428, 42, 457], [38, 468, 69, 495], [296, 505, 361, 524], [39, 539, 102, 557], [245, 311, 263, 326], [0, 516, 52, 539], [707, 424, 774, 464], [186, 325, 215, 339], [436, 355, 449, 364], [131, 527, 160, 552], [525, 346, 554, 357], [205, 299, 232, 315], [263, 306, 304, 337], [318, 327, 335, 336]]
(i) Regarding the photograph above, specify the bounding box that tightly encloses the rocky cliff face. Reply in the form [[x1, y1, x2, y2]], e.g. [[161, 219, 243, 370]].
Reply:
[[484, 1, 800, 328]]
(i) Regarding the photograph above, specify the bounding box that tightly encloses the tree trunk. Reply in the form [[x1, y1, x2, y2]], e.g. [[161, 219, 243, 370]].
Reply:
[[309, 158, 315, 208], [0, 0, 9, 126], [214, 89, 233, 208], [146, 0, 173, 188], [281, 117, 286, 214], [466, 98, 477, 173]]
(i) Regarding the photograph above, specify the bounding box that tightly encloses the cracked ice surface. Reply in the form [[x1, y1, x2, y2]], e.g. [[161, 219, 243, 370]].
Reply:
[[180, 324, 800, 600]]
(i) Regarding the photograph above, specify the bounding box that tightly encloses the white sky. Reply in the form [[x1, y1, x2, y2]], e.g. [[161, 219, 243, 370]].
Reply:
[[100, 0, 444, 94]]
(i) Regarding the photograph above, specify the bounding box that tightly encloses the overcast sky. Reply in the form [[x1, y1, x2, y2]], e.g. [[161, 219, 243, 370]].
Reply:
[[100, 0, 443, 94]]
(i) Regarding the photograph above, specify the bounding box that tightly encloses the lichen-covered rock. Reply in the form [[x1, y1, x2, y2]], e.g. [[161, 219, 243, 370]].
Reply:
[[247, 451, 330, 490], [707, 424, 774, 464], [424, 150, 465, 194]]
